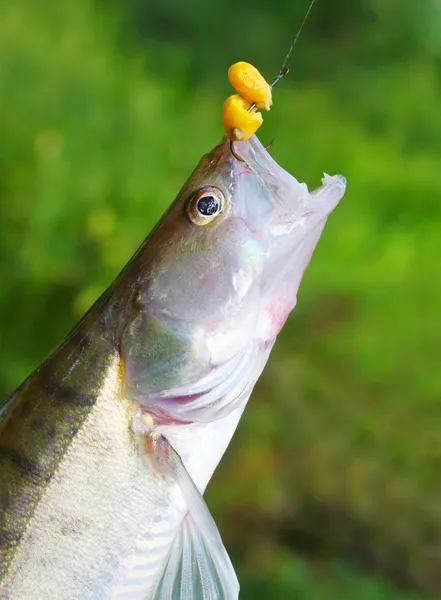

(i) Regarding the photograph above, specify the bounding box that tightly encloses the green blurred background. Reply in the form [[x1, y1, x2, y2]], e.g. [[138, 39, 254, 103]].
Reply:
[[1, 0, 441, 597]]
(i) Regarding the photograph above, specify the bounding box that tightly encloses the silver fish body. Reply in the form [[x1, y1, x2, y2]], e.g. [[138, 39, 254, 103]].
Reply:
[[0, 135, 346, 599]]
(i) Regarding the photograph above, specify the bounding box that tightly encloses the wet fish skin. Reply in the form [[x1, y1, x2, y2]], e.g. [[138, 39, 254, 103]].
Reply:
[[0, 303, 118, 579], [0, 135, 346, 599]]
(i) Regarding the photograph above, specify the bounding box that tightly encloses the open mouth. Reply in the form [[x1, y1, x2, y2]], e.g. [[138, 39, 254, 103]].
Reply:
[[230, 136, 346, 239]]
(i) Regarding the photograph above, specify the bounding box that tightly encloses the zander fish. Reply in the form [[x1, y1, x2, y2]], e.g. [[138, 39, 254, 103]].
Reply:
[[0, 135, 346, 599]]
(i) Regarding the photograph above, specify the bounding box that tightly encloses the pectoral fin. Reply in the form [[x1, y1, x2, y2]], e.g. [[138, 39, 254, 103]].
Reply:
[[149, 433, 239, 600]]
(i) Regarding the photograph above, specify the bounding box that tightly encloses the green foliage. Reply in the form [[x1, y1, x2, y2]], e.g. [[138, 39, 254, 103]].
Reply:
[[0, 0, 219, 389], [1, 0, 441, 597], [241, 555, 432, 600]]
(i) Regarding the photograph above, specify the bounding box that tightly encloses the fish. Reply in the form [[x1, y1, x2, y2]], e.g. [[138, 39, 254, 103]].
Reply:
[[0, 134, 346, 599]]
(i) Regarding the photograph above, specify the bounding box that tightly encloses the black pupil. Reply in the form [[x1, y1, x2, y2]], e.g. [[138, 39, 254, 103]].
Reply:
[[197, 195, 219, 216]]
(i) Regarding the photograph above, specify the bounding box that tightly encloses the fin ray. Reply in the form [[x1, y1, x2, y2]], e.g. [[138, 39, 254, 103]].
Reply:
[[150, 435, 239, 600]]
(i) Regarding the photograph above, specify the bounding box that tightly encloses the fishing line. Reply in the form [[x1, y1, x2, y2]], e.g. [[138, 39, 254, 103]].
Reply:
[[280, 0, 317, 74], [247, 0, 317, 114], [231, 0, 317, 162]]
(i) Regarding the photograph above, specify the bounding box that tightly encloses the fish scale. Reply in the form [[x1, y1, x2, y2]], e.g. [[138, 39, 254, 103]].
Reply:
[[1, 355, 183, 599], [0, 304, 117, 582]]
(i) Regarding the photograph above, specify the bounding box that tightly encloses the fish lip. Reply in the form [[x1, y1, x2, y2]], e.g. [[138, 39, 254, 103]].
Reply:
[[233, 136, 297, 192], [270, 172, 346, 237], [229, 136, 346, 236], [232, 136, 314, 215], [309, 172, 347, 214]]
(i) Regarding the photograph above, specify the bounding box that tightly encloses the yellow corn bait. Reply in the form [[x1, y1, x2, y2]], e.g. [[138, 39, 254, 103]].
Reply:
[[228, 62, 272, 111], [222, 94, 263, 142], [223, 62, 272, 142]]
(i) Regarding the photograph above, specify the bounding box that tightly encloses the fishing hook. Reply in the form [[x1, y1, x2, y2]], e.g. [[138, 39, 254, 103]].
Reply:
[[246, 67, 290, 114], [230, 137, 275, 163], [230, 139, 245, 162], [265, 138, 275, 151]]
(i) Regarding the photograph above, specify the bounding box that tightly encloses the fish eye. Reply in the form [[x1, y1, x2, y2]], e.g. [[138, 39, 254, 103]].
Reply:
[[187, 186, 225, 226]]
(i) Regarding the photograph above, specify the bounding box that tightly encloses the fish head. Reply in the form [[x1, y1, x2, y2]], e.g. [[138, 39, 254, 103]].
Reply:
[[121, 136, 346, 423]]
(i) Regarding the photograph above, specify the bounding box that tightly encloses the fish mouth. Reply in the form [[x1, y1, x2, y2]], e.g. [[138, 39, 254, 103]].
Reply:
[[225, 136, 346, 305], [229, 136, 346, 237]]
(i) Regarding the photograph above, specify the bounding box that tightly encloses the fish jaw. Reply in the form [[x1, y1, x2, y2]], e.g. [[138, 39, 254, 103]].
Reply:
[[232, 136, 346, 342]]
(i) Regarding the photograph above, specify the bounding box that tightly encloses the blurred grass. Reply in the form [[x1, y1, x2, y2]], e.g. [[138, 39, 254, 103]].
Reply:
[[240, 555, 433, 599], [1, 0, 441, 597]]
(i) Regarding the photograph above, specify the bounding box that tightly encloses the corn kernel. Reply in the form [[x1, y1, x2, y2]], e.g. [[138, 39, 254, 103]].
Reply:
[[228, 62, 272, 111], [222, 94, 263, 142]]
